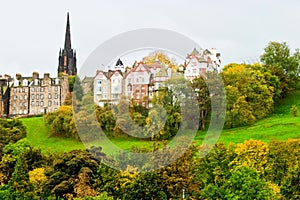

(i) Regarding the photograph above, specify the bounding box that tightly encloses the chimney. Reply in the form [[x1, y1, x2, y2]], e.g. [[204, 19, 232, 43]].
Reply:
[[44, 73, 50, 79], [16, 73, 22, 80], [4, 74, 11, 79], [32, 72, 39, 80]]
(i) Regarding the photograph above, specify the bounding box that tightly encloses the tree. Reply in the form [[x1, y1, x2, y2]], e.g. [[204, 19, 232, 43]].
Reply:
[[142, 51, 178, 71], [260, 41, 300, 98], [44, 149, 101, 199], [44, 106, 77, 139], [192, 77, 211, 130], [222, 63, 277, 128]]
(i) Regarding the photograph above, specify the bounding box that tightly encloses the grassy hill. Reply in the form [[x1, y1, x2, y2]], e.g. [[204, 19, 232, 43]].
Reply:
[[21, 90, 300, 155]]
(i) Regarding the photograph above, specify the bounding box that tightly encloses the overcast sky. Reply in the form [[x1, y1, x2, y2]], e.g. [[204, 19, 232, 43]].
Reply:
[[1, 0, 300, 77]]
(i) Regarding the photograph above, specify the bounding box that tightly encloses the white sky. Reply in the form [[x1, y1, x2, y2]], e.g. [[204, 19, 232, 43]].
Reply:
[[0, 0, 300, 77]]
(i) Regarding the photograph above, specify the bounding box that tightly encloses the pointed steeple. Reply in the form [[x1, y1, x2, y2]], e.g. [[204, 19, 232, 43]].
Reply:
[[64, 12, 71, 50], [58, 12, 77, 76]]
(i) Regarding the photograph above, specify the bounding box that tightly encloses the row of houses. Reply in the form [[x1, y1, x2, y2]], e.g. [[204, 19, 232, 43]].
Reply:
[[0, 73, 69, 117], [92, 48, 221, 107]]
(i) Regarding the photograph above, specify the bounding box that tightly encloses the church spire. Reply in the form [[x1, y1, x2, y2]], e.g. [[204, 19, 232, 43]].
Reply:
[[64, 12, 71, 50], [58, 12, 77, 76]]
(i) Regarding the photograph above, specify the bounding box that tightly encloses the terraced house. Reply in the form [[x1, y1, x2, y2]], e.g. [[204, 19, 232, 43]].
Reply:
[[93, 48, 221, 108], [8, 72, 68, 116]]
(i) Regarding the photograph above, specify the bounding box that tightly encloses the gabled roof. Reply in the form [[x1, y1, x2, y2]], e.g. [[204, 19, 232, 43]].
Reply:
[[109, 70, 123, 78]]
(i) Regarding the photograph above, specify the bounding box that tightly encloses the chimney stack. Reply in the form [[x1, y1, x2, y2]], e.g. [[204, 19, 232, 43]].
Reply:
[[44, 73, 50, 79], [32, 72, 39, 80], [16, 73, 22, 80]]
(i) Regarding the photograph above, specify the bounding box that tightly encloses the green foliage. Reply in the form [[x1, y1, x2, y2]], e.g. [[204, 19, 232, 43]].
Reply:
[[44, 149, 102, 199], [68, 75, 76, 92], [222, 63, 277, 128], [0, 119, 26, 155], [260, 41, 300, 98], [291, 105, 298, 117], [44, 106, 78, 140], [223, 167, 274, 199], [192, 76, 211, 130]]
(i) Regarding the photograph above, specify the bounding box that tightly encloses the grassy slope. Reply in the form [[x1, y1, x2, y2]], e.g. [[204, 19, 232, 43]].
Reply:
[[195, 90, 300, 145], [22, 90, 300, 154], [21, 117, 154, 155]]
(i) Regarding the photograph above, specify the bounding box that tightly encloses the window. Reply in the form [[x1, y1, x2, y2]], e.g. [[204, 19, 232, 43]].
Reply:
[[19, 102, 22, 107], [19, 88, 22, 93], [36, 94, 39, 100], [31, 94, 34, 100], [54, 94, 58, 99], [24, 102, 27, 107], [36, 87, 39, 92], [13, 95, 17, 100], [48, 101, 52, 106], [55, 86, 58, 91], [31, 87, 35, 92], [49, 87, 52, 92], [13, 88, 17, 93], [31, 101, 35, 106], [127, 85, 132, 91], [40, 101, 44, 106], [41, 87, 44, 92], [13, 102, 16, 107], [36, 101, 39, 106], [40, 94, 44, 99], [48, 94, 52, 99]]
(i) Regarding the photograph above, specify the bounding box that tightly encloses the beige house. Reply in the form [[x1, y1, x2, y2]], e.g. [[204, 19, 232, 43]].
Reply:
[[9, 72, 68, 117]]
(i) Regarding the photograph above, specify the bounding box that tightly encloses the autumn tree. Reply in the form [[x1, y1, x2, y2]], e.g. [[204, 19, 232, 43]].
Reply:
[[260, 41, 300, 98], [142, 51, 178, 71], [222, 63, 277, 128]]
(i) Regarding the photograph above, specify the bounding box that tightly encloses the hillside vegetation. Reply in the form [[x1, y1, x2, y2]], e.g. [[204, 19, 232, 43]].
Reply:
[[21, 89, 300, 154]]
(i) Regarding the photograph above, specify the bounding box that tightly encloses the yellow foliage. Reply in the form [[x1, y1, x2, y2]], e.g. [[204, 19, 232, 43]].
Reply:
[[268, 182, 282, 199], [143, 51, 178, 71], [231, 139, 269, 174], [28, 168, 47, 185], [58, 105, 72, 113]]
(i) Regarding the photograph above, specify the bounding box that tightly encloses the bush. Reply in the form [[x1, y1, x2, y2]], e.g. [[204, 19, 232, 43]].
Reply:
[[291, 105, 298, 117]]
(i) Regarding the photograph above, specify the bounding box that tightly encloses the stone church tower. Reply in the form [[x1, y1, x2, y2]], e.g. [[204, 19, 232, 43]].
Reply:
[[58, 13, 77, 76]]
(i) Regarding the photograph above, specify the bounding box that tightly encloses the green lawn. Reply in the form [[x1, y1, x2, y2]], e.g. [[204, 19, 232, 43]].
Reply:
[[195, 90, 300, 145], [21, 117, 155, 155], [22, 90, 300, 155]]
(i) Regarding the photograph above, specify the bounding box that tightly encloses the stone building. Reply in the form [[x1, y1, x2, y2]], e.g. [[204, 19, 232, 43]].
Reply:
[[94, 70, 124, 107], [8, 72, 68, 117], [58, 13, 77, 76], [184, 48, 221, 80], [124, 62, 152, 107], [0, 74, 12, 117]]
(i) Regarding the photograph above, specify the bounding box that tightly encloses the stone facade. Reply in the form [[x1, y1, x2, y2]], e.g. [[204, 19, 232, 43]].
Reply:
[[124, 62, 152, 107], [9, 72, 68, 117], [184, 48, 221, 80], [94, 70, 124, 107], [0, 75, 12, 117], [93, 48, 221, 108]]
